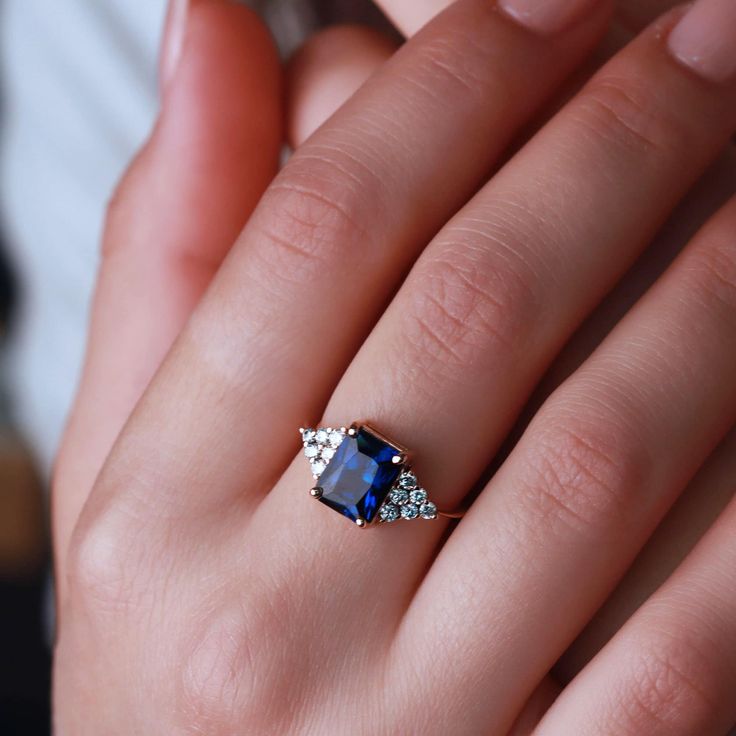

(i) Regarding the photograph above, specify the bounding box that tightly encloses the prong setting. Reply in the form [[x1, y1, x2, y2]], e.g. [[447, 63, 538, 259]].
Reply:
[[310, 487, 323, 499]]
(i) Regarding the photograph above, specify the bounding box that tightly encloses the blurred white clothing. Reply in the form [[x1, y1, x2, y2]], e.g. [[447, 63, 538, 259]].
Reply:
[[0, 0, 167, 475]]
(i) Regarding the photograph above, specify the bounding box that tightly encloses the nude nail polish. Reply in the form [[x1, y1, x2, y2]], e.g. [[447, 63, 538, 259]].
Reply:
[[160, 0, 191, 91], [668, 0, 736, 83], [498, 0, 602, 35]]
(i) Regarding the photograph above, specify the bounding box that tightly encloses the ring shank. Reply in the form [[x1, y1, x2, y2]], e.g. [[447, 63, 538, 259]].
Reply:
[[437, 506, 466, 519]]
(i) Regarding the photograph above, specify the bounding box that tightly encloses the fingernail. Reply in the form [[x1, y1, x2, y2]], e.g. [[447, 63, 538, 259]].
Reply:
[[668, 0, 736, 83], [498, 0, 602, 35], [160, 0, 191, 92]]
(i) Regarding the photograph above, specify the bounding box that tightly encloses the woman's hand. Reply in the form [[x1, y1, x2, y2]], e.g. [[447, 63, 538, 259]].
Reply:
[[53, 0, 736, 734]]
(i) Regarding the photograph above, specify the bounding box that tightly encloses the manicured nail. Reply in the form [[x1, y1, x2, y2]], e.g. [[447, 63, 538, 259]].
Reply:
[[668, 0, 736, 83], [498, 0, 601, 35], [160, 0, 191, 91]]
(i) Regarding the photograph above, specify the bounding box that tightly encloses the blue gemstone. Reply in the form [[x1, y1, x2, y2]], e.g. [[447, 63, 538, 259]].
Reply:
[[317, 426, 404, 524]]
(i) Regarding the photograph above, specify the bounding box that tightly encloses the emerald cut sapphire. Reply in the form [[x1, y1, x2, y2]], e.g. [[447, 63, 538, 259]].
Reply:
[[317, 426, 404, 525]]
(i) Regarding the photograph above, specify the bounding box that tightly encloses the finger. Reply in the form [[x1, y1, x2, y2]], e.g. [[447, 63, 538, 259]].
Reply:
[[78, 0, 612, 524], [508, 147, 736, 677], [617, 0, 685, 32], [54, 0, 281, 577], [373, 0, 455, 36], [558, 422, 736, 680], [372, 0, 681, 40], [398, 189, 736, 731], [534, 469, 736, 735], [286, 24, 397, 148], [507, 0, 689, 158], [518, 146, 736, 426]]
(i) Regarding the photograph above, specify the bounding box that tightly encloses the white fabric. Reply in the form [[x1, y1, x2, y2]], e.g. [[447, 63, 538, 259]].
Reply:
[[0, 0, 167, 475]]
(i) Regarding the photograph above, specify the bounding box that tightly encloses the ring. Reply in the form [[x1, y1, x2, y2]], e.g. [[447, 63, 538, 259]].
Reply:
[[299, 422, 464, 528]]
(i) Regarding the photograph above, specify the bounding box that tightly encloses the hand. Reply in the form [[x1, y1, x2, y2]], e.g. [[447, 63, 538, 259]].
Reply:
[[53, 0, 736, 733]]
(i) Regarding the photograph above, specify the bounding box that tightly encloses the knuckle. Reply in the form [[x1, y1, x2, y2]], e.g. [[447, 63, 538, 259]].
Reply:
[[516, 413, 647, 538], [101, 158, 224, 280], [67, 508, 142, 614], [684, 236, 736, 325], [67, 473, 173, 615], [100, 183, 134, 259], [179, 595, 292, 735], [254, 153, 375, 282], [403, 239, 536, 376], [100, 151, 150, 259], [621, 633, 717, 732], [578, 73, 685, 158]]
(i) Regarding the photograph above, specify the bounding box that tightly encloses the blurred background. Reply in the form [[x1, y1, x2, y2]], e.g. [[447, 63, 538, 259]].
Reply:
[[0, 1, 387, 732], [0, 256, 49, 733]]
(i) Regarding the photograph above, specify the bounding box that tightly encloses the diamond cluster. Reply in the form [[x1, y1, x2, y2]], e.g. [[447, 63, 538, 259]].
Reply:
[[378, 470, 437, 523], [301, 427, 346, 478]]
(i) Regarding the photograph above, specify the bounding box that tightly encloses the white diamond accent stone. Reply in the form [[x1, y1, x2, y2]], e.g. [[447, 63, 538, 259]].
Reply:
[[398, 473, 418, 490], [328, 430, 344, 447], [409, 488, 427, 505], [379, 503, 400, 522], [304, 443, 320, 458], [419, 502, 437, 519], [389, 488, 409, 505], [302, 426, 343, 470], [401, 503, 419, 520]]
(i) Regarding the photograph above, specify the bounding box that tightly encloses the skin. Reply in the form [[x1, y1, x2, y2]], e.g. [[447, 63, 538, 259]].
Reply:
[[53, 0, 736, 733]]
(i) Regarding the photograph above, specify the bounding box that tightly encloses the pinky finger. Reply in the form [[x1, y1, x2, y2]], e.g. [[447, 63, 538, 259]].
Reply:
[[534, 471, 736, 736]]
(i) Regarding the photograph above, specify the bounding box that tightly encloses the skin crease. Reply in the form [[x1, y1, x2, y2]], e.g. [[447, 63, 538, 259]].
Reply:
[[57, 3, 729, 733]]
